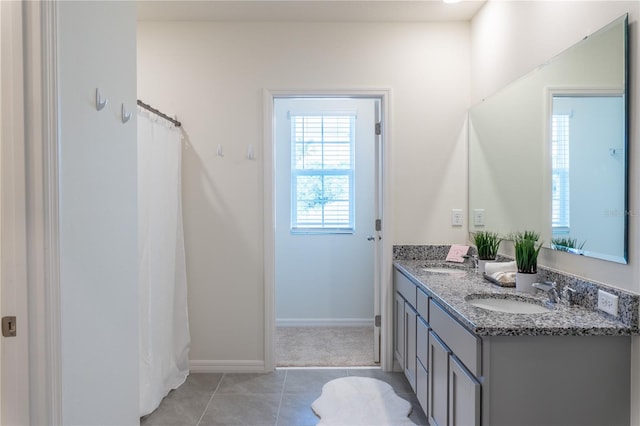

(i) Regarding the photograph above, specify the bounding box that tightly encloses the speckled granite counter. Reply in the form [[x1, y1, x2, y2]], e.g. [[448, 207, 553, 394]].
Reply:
[[394, 257, 639, 337]]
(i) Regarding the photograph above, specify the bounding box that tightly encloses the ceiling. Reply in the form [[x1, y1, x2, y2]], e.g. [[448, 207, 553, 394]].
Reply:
[[137, 0, 486, 22]]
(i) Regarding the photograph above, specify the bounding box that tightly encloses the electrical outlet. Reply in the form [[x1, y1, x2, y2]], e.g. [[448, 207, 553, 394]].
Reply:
[[473, 209, 485, 226], [597, 289, 619, 317], [451, 209, 463, 226]]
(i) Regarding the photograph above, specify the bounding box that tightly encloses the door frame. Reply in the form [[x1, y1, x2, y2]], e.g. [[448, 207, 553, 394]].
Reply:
[[262, 89, 394, 371], [2, 1, 63, 424]]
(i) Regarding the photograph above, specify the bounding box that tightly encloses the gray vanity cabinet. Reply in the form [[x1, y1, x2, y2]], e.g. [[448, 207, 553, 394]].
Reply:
[[394, 265, 633, 426], [395, 267, 481, 425]]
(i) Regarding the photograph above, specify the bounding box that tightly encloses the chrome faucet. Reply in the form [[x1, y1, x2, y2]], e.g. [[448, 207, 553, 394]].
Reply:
[[463, 255, 479, 271], [532, 281, 559, 304]]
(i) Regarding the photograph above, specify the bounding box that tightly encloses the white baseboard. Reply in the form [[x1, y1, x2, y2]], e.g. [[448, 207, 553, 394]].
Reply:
[[189, 359, 267, 373], [276, 318, 374, 327]]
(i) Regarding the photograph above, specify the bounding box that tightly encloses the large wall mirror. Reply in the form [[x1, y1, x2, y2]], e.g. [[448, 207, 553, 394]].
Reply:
[[468, 14, 628, 263]]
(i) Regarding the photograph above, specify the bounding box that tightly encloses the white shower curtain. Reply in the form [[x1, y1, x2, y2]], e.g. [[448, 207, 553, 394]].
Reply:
[[138, 108, 191, 416]]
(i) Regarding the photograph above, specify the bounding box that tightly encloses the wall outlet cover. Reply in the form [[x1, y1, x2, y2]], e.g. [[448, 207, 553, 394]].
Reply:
[[597, 289, 619, 317]]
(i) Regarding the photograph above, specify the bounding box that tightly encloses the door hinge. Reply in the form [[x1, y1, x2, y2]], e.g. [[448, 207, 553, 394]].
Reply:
[[375, 219, 382, 232], [2, 316, 16, 337], [375, 315, 381, 327], [375, 122, 382, 135]]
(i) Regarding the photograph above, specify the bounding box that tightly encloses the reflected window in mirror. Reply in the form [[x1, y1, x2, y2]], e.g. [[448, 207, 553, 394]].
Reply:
[[551, 112, 570, 234], [550, 93, 625, 260]]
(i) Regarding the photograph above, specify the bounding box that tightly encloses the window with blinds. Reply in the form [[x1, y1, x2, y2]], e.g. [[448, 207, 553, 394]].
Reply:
[[552, 114, 570, 231], [290, 114, 355, 233]]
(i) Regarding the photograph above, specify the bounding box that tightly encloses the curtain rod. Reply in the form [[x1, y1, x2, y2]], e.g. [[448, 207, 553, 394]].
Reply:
[[137, 100, 182, 128]]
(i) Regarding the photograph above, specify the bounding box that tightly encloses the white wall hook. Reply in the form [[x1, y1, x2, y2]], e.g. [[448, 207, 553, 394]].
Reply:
[[121, 104, 132, 124], [217, 144, 224, 157], [95, 88, 108, 111], [247, 144, 255, 160]]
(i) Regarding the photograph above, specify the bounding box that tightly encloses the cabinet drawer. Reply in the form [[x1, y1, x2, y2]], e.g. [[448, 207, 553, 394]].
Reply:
[[417, 316, 429, 367], [417, 288, 429, 319], [394, 268, 416, 307], [429, 300, 481, 377]]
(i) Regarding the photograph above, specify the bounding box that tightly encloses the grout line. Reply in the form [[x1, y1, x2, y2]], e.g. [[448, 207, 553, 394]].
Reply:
[[196, 373, 225, 426], [274, 370, 288, 426], [276, 365, 381, 370]]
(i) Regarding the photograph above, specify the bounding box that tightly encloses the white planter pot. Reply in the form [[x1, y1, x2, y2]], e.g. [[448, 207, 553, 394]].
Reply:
[[516, 272, 538, 294]]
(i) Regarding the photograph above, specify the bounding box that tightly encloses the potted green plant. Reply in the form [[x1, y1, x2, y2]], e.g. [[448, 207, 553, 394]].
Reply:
[[470, 231, 502, 274], [512, 230, 543, 293]]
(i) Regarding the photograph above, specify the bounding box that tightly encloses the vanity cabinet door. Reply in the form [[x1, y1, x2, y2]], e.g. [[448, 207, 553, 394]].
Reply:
[[404, 302, 417, 391], [416, 358, 429, 417], [449, 355, 480, 426], [417, 316, 429, 368], [394, 292, 405, 369], [428, 331, 450, 426]]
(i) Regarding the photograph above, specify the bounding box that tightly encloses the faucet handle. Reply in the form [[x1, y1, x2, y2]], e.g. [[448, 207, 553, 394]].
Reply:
[[562, 286, 577, 306]]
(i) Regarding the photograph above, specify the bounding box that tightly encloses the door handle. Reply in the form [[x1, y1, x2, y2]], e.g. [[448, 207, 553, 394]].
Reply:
[[367, 235, 381, 241]]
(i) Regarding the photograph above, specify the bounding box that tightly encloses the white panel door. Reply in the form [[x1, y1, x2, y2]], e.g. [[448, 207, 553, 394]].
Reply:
[[0, 1, 30, 423], [372, 98, 382, 363]]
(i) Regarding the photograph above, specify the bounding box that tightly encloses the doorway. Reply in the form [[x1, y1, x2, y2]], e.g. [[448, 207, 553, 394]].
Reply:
[[266, 93, 386, 368]]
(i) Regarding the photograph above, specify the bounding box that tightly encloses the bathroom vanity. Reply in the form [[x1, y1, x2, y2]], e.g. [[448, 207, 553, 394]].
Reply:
[[393, 253, 637, 426]]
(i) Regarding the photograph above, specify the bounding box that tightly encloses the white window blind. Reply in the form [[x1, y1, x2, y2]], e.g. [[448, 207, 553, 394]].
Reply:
[[552, 114, 570, 230], [290, 114, 355, 233]]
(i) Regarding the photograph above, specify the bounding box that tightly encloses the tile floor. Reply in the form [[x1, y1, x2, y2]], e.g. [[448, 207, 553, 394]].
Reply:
[[140, 368, 428, 426]]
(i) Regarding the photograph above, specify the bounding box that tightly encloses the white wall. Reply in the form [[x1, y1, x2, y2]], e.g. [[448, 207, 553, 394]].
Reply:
[[471, 1, 640, 424], [137, 21, 470, 365], [58, 2, 139, 424]]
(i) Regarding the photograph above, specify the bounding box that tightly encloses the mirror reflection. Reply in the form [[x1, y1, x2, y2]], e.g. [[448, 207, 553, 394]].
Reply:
[[468, 14, 628, 263]]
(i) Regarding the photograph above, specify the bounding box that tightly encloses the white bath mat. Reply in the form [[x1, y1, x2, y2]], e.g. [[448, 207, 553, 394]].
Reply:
[[311, 376, 417, 426]]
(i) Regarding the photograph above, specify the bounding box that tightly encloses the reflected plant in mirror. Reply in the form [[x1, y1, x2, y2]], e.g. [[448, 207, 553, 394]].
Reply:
[[551, 237, 586, 254], [468, 14, 629, 263], [471, 231, 502, 260]]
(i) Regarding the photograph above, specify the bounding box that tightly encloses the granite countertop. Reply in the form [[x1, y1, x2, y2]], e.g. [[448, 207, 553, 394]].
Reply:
[[394, 259, 637, 337]]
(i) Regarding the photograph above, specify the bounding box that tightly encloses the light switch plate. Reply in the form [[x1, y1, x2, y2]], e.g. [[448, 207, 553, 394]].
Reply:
[[451, 209, 463, 226], [473, 209, 485, 226]]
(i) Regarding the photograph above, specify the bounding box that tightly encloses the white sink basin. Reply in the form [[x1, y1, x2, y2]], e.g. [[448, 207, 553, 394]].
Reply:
[[422, 267, 466, 275], [466, 296, 551, 314]]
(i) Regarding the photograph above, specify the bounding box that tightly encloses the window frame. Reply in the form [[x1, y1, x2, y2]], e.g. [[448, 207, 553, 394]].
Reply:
[[289, 113, 356, 234], [551, 112, 571, 233]]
